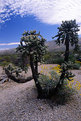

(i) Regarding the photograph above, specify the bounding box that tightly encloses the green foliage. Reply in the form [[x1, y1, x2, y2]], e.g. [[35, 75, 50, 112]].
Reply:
[[52, 58, 64, 65], [44, 51, 64, 64], [5, 63, 29, 77], [38, 71, 60, 95], [17, 30, 47, 98], [54, 20, 79, 47], [69, 53, 76, 62], [55, 62, 75, 88], [55, 62, 75, 104], [53, 83, 76, 105], [17, 30, 47, 63], [72, 63, 80, 69], [17, 30, 47, 72], [66, 61, 80, 70], [49, 71, 60, 81], [38, 67, 75, 104], [0, 61, 10, 67], [39, 71, 59, 88], [0, 54, 18, 67]]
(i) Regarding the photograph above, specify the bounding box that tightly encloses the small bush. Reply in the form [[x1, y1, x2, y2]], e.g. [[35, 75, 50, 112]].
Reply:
[[67, 61, 80, 69], [0, 61, 10, 67], [53, 83, 76, 105], [75, 60, 81, 65], [38, 72, 75, 104], [39, 62, 76, 104], [38, 71, 60, 96], [44, 51, 64, 64], [0, 54, 18, 67], [52, 58, 64, 65], [72, 63, 80, 69], [69, 54, 76, 63], [39, 73, 58, 90]]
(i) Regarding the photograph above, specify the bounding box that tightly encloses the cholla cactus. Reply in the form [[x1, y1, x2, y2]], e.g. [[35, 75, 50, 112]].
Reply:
[[60, 63, 75, 81], [56, 62, 75, 90], [6, 64, 22, 77], [17, 30, 47, 98], [5, 63, 33, 83], [53, 20, 79, 62]]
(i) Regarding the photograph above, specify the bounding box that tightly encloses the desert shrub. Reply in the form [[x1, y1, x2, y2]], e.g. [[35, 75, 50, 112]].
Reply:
[[38, 71, 60, 96], [75, 60, 81, 65], [39, 71, 59, 88], [72, 63, 80, 69], [38, 70, 75, 104], [67, 61, 80, 69], [0, 54, 18, 66], [0, 60, 10, 67], [69, 53, 76, 63], [53, 82, 76, 105], [52, 58, 64, 65], [44, 51, 64, 64], [77, 57, 81, 62]]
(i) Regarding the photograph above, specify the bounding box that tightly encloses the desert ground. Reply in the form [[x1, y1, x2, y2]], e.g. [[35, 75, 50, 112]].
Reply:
[[0, 65, 81, 121]]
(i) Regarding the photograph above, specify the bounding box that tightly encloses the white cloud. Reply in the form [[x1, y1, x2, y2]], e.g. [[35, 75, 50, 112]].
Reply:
[[78, 24, 81, 35], [0, 0, 81, 33], [0, 42, 20, 46]]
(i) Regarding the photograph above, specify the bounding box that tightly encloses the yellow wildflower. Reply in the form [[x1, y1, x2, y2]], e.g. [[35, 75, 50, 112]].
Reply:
[[75, 60, 81, 64], [74, 81, 81, 90], [51, 65, 61, 74], [40, 70, 43, 73], [48, 75, 52, 79]]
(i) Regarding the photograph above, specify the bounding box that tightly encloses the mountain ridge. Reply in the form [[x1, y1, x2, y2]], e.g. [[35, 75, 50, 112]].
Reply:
[[0, 38, 81, 54]]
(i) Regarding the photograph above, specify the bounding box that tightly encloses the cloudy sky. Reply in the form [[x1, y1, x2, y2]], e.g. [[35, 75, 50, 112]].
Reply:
[[0, 0, 81, 50]]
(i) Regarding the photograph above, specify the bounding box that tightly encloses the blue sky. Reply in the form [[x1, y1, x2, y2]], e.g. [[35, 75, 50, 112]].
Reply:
[[0, 0, 81, 50], [0, 15, 59, 49]]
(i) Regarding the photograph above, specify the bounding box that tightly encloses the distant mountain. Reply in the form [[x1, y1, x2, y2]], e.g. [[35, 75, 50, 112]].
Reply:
[[46, 38, 81, 52], [0, 38, 81, 55], [0, 48, 16, 55], [46, 40, 65, 52]]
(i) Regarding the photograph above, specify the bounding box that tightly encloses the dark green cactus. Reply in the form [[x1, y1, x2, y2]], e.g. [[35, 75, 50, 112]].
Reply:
[[55, 62, 75, 91], [17, 30, 47, 98], [6, 64, 22, 77], [53, 20, 79, 62]]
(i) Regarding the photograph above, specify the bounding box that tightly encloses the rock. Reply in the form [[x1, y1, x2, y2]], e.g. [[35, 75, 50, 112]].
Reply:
[[38, 106, 43, 111], [0, 78, 9, 84], [0, 75, 7, 81]]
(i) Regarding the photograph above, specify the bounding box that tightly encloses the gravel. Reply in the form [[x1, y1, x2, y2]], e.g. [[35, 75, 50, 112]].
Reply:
[[0, 65, 81, 121]]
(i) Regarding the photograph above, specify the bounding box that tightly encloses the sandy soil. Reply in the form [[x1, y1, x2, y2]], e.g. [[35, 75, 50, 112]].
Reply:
[[0, 65, 81, 121]]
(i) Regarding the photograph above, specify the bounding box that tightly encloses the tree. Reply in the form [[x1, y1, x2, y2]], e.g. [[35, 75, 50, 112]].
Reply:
[[53, 20, 79, 62], [17, 30, 47, 98]]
